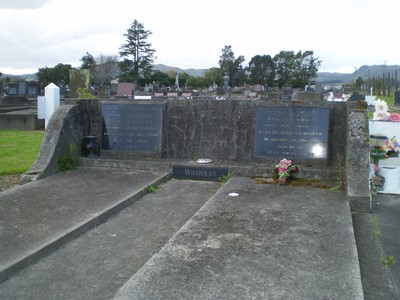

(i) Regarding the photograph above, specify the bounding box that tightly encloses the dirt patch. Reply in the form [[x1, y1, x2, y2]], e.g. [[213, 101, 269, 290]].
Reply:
[[0, 174, 21, 192], [253, 176, 340, 190]]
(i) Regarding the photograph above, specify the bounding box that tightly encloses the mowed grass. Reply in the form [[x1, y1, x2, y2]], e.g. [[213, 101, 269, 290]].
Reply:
[[0, 130, 45, 175]]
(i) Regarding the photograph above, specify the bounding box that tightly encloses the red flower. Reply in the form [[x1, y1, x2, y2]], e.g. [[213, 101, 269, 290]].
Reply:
[[388, 113, 400, 122]]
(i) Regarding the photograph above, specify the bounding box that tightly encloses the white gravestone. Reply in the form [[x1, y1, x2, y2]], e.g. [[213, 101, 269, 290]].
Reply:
[[37, 83, 60, 129]]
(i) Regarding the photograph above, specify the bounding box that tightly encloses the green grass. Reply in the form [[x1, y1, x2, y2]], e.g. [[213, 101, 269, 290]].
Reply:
[[0, 130, 45, 175]]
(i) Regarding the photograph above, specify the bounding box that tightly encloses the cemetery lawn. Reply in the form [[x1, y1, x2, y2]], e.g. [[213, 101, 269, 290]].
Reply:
[[0, 130, 44, 175]]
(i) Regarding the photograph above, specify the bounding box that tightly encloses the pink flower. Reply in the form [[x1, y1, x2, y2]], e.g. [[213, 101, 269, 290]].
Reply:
[[388, 113, 400, 122]]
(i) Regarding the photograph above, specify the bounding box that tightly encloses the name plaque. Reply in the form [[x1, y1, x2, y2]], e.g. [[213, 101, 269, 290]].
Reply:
[[255, 106, 330, 158], [101, 103, 163, 152], [172, 165, 229, 181]]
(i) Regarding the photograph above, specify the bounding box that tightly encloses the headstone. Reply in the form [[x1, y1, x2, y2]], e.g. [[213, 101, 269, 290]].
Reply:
[[69, 69, 90, 98], [172, 165, 229, 181], [248, 92, 258, 98], [254, 84, 262, 92], [255, 106, 330, 159], [280, 86, 293, 100], [110, 83, 118, 95], [223, 74, 229, 90], [154, 92, 164, 98], [116, 83, 134, 96], [27, 84, 39, 95], [101, 103, 163, 152], [167, 92, 178, 98], [350, 94, 366, 101], [216, 87, 226, 96], [395, 91, 400, 104], [8, 84, 17, 95], [37, 83, 60, 129], [17, 81, 27, 95]]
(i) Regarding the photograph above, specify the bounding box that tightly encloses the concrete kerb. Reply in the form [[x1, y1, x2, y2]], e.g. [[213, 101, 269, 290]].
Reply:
[[0, 170, 171, 284], [352, 212, 398, 299]]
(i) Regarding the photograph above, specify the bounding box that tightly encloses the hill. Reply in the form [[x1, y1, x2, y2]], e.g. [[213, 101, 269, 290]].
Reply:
[[153, 64, 207, 77], [317, 65, 400, 83], [3, 64, 399, 84]]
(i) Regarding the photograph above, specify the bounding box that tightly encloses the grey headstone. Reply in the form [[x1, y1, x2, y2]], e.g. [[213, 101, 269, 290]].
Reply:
[[255, 106, 330, 159], [101, 103, 164, 152]]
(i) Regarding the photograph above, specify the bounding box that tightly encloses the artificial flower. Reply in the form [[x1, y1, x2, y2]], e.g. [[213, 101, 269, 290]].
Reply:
[[388, 113, 400, 122], [381, 136, 400, 154], [375, 99, 389, 113], [373, 99, 390, 121], [272, 158, 298, 185]]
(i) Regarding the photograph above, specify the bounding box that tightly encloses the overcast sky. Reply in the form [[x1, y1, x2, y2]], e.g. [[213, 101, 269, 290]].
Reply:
[[1, 0, 398, 75]]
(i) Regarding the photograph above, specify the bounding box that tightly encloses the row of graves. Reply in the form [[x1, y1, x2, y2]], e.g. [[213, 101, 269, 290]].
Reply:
[[1, 81, 40, 96]]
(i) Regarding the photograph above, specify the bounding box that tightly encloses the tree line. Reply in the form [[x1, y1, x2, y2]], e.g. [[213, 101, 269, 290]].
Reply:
[[10, 19, 322, 91]]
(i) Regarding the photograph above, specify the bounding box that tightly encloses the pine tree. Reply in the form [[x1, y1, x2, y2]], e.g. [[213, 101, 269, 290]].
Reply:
[[119, 20, 156, 84]]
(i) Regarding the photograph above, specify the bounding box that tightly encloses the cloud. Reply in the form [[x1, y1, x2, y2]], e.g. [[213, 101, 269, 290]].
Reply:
[[0, 0, 50, 10], [2, 0, 400, 75]]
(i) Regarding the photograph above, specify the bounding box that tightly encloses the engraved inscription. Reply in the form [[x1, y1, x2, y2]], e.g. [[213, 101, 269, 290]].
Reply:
[[255, 106, 330, 158], [101, 103, 163, 152], [172, 165, 229, 181]]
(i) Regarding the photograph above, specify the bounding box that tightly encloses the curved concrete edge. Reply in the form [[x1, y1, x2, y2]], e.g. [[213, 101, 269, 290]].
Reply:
[[21, 105, 77, 183], [21, 100, 100, 184]]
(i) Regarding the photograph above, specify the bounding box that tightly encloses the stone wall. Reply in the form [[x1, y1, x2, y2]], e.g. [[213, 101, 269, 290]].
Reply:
[[164, 100, 256, 161], [162, 100, 351, 167]]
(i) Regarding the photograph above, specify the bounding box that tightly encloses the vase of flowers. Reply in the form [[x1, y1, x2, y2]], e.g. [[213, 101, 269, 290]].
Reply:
[[272, 158, 298, 185]]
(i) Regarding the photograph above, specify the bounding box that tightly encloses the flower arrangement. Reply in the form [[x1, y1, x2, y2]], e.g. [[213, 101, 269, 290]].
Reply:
[[372, 99, 400, 121], [373, 99, 390, 121], [381, 136, 400, 156], [272, 158, 298, 185]]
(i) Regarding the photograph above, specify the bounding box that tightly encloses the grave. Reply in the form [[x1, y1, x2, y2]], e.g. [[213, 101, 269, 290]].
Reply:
[[25, 96, 370, 211], [116, 83, 134, 97]]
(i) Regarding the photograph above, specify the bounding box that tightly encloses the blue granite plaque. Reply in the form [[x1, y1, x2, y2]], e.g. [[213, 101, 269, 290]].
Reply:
[[102, 103, 163, 152], [255, 106, 330, 158], [172, 165, 229, 181]]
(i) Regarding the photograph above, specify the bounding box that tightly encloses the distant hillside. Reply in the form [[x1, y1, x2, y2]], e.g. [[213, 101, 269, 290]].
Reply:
[[316, 65, 400, 83], [153, 64, 207, 77], [1, 73, 37, 81]]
